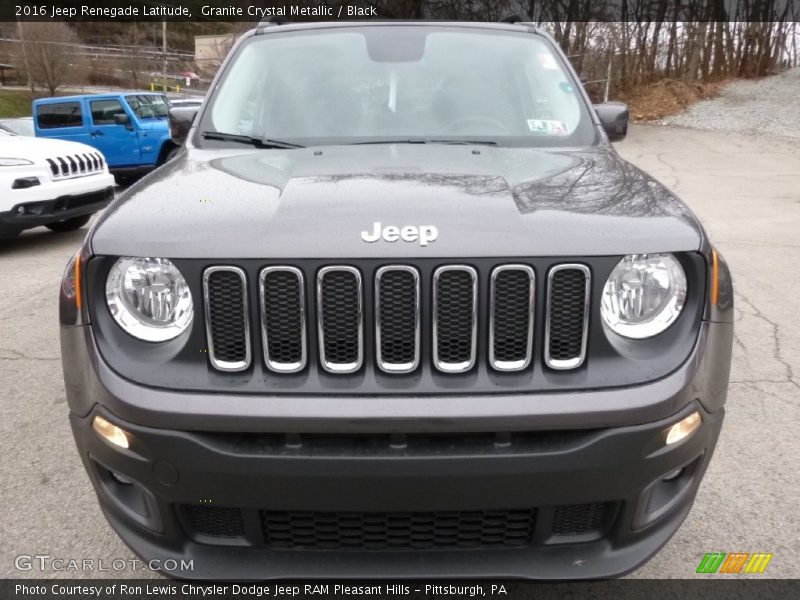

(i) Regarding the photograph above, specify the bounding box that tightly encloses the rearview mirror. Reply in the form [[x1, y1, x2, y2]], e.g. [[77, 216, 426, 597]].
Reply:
[[593, 102, 629, 142], [168, 107, 199, 146]]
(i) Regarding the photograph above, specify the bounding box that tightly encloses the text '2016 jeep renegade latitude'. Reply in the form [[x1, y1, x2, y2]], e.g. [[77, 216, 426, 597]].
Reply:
[[60, 21, 733, 579]]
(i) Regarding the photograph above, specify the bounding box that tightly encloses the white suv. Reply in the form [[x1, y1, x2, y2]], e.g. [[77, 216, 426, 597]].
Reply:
[[0, 129, 115, 239]]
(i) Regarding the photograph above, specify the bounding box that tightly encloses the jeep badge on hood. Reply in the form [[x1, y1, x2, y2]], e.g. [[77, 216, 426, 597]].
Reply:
[[361, 222, 439, 246]]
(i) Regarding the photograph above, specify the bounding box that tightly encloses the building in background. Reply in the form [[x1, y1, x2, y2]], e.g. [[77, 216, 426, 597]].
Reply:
[[194, 34, 238, 76]]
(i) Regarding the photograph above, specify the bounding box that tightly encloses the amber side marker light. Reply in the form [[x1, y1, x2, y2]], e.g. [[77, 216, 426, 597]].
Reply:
[[92, 415, 131, 449], [666, 411, 702, 445], [73, 251, 83, 311], [711, 248, 720, 306]]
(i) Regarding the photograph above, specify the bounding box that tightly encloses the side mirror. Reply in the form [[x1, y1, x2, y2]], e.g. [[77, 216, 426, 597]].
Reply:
[[113, 113, 132, 130], [593, 102, 629, 142], [168, 107, 199, 146]]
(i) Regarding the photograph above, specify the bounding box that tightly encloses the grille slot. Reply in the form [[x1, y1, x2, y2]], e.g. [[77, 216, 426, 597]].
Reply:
[[260, 266, 307, 373], [184, 505, 245, 538], [545, 264, 591, 370], [261, 508, 536, 550], [490, 265, 535, 372], [551, 502, 612, 536], [375, 266, 420, 373], [433, 266, 478, 373], [203, 266, 251, 372], [317, 266, 363, 373]]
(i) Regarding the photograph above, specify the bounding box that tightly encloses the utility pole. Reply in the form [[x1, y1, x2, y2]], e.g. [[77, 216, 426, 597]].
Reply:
[[15, 16, 34, 95], [162, 19, 167, 92], [604, 43, 613, 103]]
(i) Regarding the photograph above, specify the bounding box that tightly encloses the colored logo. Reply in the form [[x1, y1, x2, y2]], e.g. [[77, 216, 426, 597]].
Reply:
[[696, 552, 773, 574]]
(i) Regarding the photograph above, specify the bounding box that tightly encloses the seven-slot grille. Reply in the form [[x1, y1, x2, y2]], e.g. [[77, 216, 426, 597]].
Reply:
[[46, 152, 105, 179], [201, 263, 591, 375]]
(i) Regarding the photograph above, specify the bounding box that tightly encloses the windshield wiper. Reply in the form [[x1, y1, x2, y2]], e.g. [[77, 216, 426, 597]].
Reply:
[[428, 139, 498, 146], [349, 138, 498, 147], [351, 138, 428, 145], [201, 131, 305, 149]]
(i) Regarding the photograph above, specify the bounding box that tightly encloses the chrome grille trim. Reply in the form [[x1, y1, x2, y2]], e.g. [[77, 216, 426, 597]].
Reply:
[[259, 266, 307, 373], [544, 263, 591, 370], [489, 264, 535, 372], [316, 266, 364, 374], [48, 152, 104, 179], [202, 266, 252, 373], [432, 265, 478, 374], [375, 265, 421, 374]]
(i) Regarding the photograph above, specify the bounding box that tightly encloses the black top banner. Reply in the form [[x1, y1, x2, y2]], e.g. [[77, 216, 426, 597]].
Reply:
[[2, 0, 800, 22]]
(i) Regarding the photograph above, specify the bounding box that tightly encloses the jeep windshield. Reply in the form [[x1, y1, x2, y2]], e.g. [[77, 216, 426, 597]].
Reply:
[[126, 94, 170, 119], [199, 25, 597, 148]]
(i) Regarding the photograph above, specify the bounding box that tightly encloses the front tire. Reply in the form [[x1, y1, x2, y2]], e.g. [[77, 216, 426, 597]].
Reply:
[[164, 146, 181, 162], [46, 215, 91, 233]]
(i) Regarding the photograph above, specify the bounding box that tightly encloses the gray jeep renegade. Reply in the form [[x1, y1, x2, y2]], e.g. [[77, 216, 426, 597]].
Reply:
[[60, 20, 733, 579]]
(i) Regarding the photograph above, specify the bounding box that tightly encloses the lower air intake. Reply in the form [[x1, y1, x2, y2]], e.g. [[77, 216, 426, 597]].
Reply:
[[261, 508, 537, 550], [185, 505, 245, 538], [551, 502, 612, 536]]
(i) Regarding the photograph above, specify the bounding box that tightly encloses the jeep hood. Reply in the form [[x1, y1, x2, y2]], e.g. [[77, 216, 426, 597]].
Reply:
[[91, 144, 704, 258]]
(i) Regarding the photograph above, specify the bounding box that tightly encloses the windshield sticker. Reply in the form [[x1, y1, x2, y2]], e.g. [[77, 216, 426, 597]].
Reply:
[[527, 119, 569, 135], [538, 53, 559, 70], [559, 81, 574, 93]]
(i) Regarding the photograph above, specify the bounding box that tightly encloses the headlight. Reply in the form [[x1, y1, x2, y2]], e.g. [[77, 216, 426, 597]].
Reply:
[[106, 257, 193, 342], [601, 253, 687, 339], [0, 158, 34, 167]]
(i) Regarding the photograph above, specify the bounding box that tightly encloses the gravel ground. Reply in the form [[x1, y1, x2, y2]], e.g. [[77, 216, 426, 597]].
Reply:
[[663, 66, 800, 138]]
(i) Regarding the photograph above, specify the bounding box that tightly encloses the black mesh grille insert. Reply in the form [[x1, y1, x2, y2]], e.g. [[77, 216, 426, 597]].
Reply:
[[184, 505, 245, 538], [491, 268, 533, 367], [319, 269, 362, 368], [547, 267, 589, 365], [261, 509, 537, 550], [551, 502, 611, 536], [434, 268, 476, 369], [262, 269, 305, 369], [205, 269, 249, 367], [377, 268, 418, 369]]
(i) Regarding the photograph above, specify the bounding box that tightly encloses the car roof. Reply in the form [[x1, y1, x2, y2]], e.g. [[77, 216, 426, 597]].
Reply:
[[33, 91, 164, 105], [255, 19, 543, 36]]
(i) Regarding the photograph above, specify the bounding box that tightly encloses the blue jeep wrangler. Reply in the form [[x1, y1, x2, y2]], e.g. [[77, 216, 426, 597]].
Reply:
[[33, 93, 177, 183]]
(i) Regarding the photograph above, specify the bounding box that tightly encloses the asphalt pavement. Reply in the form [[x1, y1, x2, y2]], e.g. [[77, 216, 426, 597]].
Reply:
[[0, 124, 798, 579]]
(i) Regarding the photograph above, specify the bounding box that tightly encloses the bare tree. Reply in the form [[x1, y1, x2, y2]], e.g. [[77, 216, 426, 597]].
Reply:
[[119, 25, 155, 90], [16, 22, 78, 95]]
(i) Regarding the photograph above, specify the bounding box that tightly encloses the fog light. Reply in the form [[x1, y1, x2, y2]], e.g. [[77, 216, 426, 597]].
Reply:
[[665, 411, 701, 445], [12, 177, 40, 189], [92, 415, 131, 449]]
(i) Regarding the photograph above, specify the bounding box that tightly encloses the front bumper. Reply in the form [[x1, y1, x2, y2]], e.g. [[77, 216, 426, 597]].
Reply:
[[71, 402, 722, 580], [0, 186, 114, 235], [63, 319, 731, 579]]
